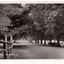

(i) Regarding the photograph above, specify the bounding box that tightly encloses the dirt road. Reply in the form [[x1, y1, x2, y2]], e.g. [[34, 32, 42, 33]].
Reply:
[[12, 39, 64, 59]]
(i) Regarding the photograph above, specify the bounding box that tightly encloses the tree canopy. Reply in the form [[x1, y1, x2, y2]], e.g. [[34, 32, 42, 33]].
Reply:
[[0, 4, 64, 44]]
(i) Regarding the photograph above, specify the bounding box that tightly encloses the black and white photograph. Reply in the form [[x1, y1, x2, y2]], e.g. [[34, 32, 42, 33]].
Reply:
[[0, 3, 64, 59]]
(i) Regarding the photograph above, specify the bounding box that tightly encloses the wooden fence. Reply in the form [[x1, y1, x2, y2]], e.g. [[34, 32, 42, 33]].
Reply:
[[0, 40, 13, 59]]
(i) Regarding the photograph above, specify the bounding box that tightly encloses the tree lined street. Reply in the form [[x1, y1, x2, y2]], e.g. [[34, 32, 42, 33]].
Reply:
[[0, 4, 64, 59]]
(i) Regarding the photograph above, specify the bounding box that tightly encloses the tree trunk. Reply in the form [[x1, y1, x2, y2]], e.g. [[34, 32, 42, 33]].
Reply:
[[44, 38, 46, 45], [41, 39, 42, 44], [57, 39, 60, 47], [37, 39, 39, 44], [43, 36, 46, 45], [50, 39, 52, 43], [57, 37, 60, 47], [35, 39, 37, 43], [50, 37, 52, 43], [30, 40, 32, 42]]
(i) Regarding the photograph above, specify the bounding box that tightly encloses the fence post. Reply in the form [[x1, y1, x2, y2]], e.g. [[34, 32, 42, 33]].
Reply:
[[10, 35, 13, 42], [5, 35, 8, 54], [3, 42, 7, 59], [5, 35, 7, 42], [7, 35, 13, 54], [7, 43, 10, 54], [3, 35, 13, 59], [10, 35, 13, 53]]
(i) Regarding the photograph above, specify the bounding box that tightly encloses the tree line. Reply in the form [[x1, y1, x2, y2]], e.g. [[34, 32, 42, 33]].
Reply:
[[0, 4, 64, 46]]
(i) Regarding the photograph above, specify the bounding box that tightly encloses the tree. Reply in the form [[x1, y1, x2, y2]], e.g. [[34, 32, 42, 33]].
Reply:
[[27, 4, 46, 44], [0, 4, 32, 40], [54, 5, 64, 46], [29, 4, 64, 46]]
